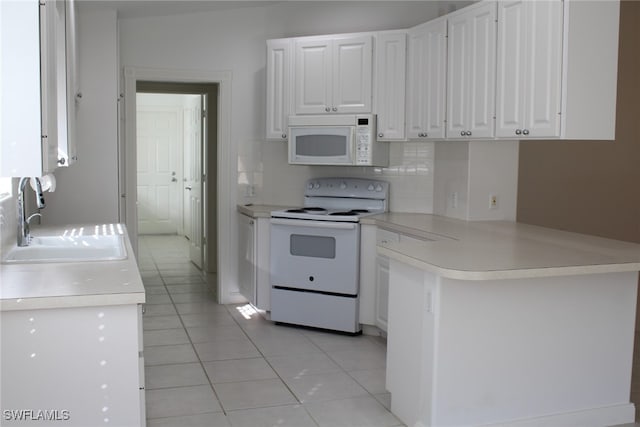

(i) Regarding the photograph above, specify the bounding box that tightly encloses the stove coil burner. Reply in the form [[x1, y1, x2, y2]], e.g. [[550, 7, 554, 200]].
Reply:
[[329, 211, 359, 216], [285, 207, 329, 214]]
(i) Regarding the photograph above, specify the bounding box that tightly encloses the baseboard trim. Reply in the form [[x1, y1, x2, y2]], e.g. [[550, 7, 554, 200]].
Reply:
[[478, 403, 635, 427]]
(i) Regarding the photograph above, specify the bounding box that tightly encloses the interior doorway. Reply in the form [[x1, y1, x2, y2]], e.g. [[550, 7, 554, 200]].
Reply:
[[135, 82, 218, 276]]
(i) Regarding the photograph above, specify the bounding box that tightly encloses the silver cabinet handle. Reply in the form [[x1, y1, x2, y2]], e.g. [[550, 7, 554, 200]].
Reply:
[[378, 133, 384, 138], [171, 177, 177, 182], [324, 107, 330, 112], [281, 134, 287, 139], [185, 186, 192, 191], [515, 129, 522, 135], [523, 129, 530, 135], [332, 107, 338, 112]]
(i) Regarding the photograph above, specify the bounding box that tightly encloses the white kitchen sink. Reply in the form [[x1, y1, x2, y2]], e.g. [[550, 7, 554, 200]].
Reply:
[[3, 234, 127, 263]]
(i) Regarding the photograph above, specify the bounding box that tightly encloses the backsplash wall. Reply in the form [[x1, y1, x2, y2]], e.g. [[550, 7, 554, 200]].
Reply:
[[0, 179, 18, 257], [238, 140, 435, 213]]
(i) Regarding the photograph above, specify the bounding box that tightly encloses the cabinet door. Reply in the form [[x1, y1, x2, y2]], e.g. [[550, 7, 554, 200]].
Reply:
[[62, 0, 78, 166], [332, 35, 372, 114], [254, 218, 271, 311], [496, 0, 562, 138], [496, 0, 528, 137], [294, 38, 332, 114], [407, 18, 447, 140], [41, 0, 60, 174], [266, 39, 292, 140], [375, 32, 406, 141], [523, 0, 562, 138], [467, 3, 497, 138], [1, 0, 43, 177], [238, 214, 257, 305], [375, 255, 390, 332], [447, 2, 497, 139]]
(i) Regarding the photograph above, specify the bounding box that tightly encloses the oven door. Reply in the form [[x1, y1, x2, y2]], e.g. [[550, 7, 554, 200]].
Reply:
[[288, 126, 355, 165], [270, 218, 360, 295]]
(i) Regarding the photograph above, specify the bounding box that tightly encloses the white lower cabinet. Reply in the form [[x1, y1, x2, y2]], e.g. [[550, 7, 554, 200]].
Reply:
[[238, 213, 271, 310], [374, 228, 400, 332], [0, 304, 145, 426], [375, 255, 390, 331]]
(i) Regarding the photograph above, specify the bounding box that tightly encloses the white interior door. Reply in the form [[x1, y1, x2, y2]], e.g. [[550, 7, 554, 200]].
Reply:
[[136, 106, 181, 235], [188, 96, 204, 269], [182, 94, 201, 241]]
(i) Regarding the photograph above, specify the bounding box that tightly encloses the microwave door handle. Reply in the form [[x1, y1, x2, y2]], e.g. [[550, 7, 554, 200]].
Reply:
[[271, 218, 357, 230], [351, 127, 357, 162]]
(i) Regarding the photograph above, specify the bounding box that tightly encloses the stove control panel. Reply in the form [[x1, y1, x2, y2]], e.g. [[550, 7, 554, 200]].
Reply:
[[303, 178, 389, 200]]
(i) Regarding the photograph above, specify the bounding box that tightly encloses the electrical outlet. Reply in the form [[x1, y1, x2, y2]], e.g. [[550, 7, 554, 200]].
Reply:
[[489, 194, 498, 209]]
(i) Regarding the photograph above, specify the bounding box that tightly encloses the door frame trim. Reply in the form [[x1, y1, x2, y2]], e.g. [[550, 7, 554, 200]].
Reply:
[[121, 67, 232, 303]]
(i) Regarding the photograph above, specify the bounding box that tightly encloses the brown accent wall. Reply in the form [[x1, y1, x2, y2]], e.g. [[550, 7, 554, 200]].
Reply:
[[517, 1, 640, 419], [517, 0, 640, 244]]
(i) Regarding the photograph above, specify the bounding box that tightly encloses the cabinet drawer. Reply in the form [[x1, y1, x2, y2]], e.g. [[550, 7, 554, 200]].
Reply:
[[377, 229, 400, 245]]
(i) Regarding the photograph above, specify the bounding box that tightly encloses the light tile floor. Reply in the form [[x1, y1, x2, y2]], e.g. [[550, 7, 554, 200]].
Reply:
[[139, 235, 400, 427]]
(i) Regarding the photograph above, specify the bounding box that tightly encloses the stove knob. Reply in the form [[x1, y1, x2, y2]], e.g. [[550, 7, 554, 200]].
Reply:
[[367, 184, 374, 191], [340, 182, 347, 190], [314, 183, 320, 189], [375, 184, 383, 192], [307, 182, 314, 190]]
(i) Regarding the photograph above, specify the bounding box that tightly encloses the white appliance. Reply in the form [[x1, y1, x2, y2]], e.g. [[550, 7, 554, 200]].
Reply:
[[270, 177, 389, 333], [288, 114, 389, 166]]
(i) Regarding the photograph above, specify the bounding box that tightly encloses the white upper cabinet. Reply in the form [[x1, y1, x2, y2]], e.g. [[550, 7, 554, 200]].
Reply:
[[266, 39, 292, 140], [374, 31, 407, 141], [559, 0, 619, 140], [294, 35, 372, 114], [496, 0, 563, 138], [446, 1, 497, 140], [406, 17, 447, 140], [495, 0, 619, 140], [1, 0, 77, 177], [59, 0, 79, 166]]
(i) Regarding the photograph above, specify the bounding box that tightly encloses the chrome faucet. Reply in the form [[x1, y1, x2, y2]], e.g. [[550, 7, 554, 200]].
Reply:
[[17, 177, 45, 247]]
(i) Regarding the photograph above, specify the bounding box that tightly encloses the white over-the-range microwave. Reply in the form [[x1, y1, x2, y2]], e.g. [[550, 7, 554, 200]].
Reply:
[[288, 114, 389, 166]]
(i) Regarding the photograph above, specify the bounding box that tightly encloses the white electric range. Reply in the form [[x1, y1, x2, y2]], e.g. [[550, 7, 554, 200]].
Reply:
[[269, 177, 389, 333]]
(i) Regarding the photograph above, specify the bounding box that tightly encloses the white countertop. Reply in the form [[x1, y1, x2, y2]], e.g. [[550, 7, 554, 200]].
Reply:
[[0, 224, 145, 311], [237, 204, 292, 218], [373, 213, 640, 280]]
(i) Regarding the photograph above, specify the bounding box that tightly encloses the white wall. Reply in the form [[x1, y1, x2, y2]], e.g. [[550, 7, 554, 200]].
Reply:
[[434, 141, 519, 221], [0, 180, 18, 257], [43, 8, 120, 226]]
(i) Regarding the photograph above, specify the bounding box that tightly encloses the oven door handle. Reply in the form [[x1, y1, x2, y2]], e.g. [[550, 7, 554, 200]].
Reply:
[[270, 218, 358, 230]]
